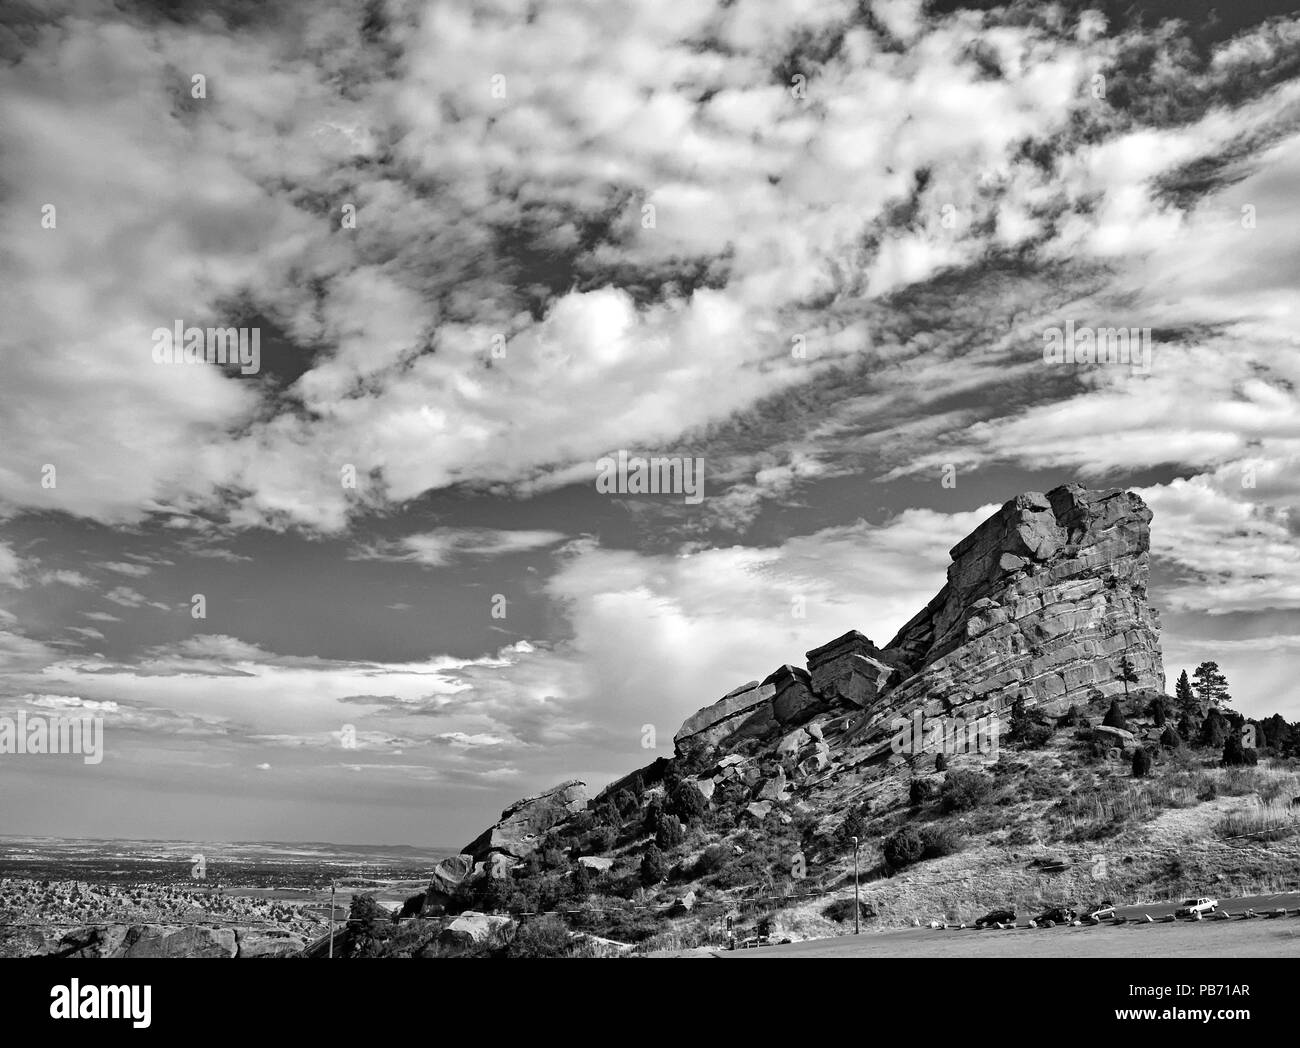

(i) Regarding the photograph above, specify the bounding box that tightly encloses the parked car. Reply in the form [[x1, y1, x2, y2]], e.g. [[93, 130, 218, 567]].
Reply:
[[1175, 897, 1218, 918], [1031, 905, 1076, 926], [1085, 901, 1116, 921], [974, 908, 1016, 928]]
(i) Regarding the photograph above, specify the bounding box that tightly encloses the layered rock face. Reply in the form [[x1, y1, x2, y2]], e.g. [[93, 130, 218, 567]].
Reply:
[[456, 483, 1165, 867], [872, 485, 1163, 728]]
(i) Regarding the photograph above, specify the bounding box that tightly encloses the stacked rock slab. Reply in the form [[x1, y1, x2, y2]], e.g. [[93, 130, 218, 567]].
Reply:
[[872, 484, 1164, 728], [672, 679, 777, 752], [805, 631, 895, 709]]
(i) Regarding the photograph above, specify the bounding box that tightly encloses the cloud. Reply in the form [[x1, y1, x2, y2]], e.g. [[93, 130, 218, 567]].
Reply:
[[353, 528, 569, 567]]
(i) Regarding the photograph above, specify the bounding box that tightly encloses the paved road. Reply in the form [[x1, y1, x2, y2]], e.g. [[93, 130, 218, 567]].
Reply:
[[717, 892, 1300, 958]]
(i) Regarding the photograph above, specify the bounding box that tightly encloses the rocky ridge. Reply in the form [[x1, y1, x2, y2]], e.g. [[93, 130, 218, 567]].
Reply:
[[430, 484, 1165, 908]]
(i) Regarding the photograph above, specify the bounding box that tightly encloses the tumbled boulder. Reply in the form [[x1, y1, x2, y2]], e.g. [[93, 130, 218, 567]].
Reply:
[[437, 912, 516, 955], [765, 664, 821, 724], [806, 632, 894, 709]]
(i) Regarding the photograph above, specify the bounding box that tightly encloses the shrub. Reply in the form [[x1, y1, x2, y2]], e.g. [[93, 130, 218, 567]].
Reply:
[[940, 769, 993, 813], [1131, 746, 1152, 778], [1222, 734, 1246, 767], [918, 825, 962, 859], [1021, 723, 1053, 748], [614, 788, 638, 817], [506, 915, 572, 958], [823, 898, 867, 923], [668, 782, 708, 823], [571, 863, 592, 899], [909, 778, 935, 807], [655, 814, 684, 850], [934, 752, 948, 772], [642, 796, 664, 835], [639, 844, 667, 886], [694, 843, 729, 876], [1160, 726, 1182, 749], [1102, 700, 1128, 731], [1200, 709, 1229, 749], [882, 826, 925, 869]]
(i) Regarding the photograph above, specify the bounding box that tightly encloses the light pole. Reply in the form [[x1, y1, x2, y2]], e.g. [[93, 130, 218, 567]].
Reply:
[[850, 836, 860, 935], [328, 881, 336, 959]]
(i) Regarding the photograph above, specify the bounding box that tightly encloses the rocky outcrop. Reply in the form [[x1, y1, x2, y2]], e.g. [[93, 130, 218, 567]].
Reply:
[[868, 485, 1164, 732], [463, 779, 589, 861], [453, 483, 1166, 899]]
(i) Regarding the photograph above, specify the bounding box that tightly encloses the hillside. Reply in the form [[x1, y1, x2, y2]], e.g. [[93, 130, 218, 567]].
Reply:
[[342, 484, 1300, 958]]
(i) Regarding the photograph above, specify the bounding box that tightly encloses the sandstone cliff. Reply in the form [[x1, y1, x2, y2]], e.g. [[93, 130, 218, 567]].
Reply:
[[445, 483, 1165, 896]]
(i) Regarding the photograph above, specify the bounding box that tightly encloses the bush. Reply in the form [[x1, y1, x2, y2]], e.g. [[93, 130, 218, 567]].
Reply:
[[642, 796, 664, 835], [1160, 725, 1182, 749], [506, 915, 572, 958], [823, 898, 867, 924], [655, 814, 684, 850], [882, 826, 925, 870], [918, 825, 962, 859], [639, 844, 667, 886], [1102, 700, 1128, 731], [1216, 733, 1248, 769], [1131, 746, 1152, 778], [668, 782, 708, 823], [940, 769, 993, 813], [934, 752, 948, 772], [613, 788, 638, 817], [694, 843, 729, 876], [909, 778, 935, 807]]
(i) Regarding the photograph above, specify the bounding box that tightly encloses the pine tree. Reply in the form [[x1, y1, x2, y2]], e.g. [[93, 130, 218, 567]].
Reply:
[[1117, 655, 1138, 700], [1103, 699, 1128, 731], [1175, 669, 1195, 713], [1131, 746, 1152, 778], [1192, 661, 1231, 708]]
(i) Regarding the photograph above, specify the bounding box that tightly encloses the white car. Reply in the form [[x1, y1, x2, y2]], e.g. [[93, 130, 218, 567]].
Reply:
[[1085, 903, 1115, 921], [1175, 897, 1218, 918]]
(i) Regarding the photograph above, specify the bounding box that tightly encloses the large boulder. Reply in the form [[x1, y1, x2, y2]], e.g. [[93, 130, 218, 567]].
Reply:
[[463, 780, 589, 860], [430, 853, 478, 895], [437, 912, 516, 956], [806, 632, 894, 709], [765, 664, 822, 724]]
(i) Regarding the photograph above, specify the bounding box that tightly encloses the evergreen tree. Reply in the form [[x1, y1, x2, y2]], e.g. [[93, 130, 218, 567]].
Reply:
[[1175, 669, 1195, 713], [1103, 699, 1128, 731], [1192, 661, 1231, 708], [1199, 707, 1229, 749], [1131, 746, 1152, 778], [1149, 695, 1167, 727], [639, 844, 667, 886], [1221, 733, 1246, 767], [1160, 725, 1182, 749], [1117, 655, 1138, 699]]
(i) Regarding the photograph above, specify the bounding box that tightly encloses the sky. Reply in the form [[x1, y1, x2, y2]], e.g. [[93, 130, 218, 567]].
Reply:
[[1, 0, 1299, 848]]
